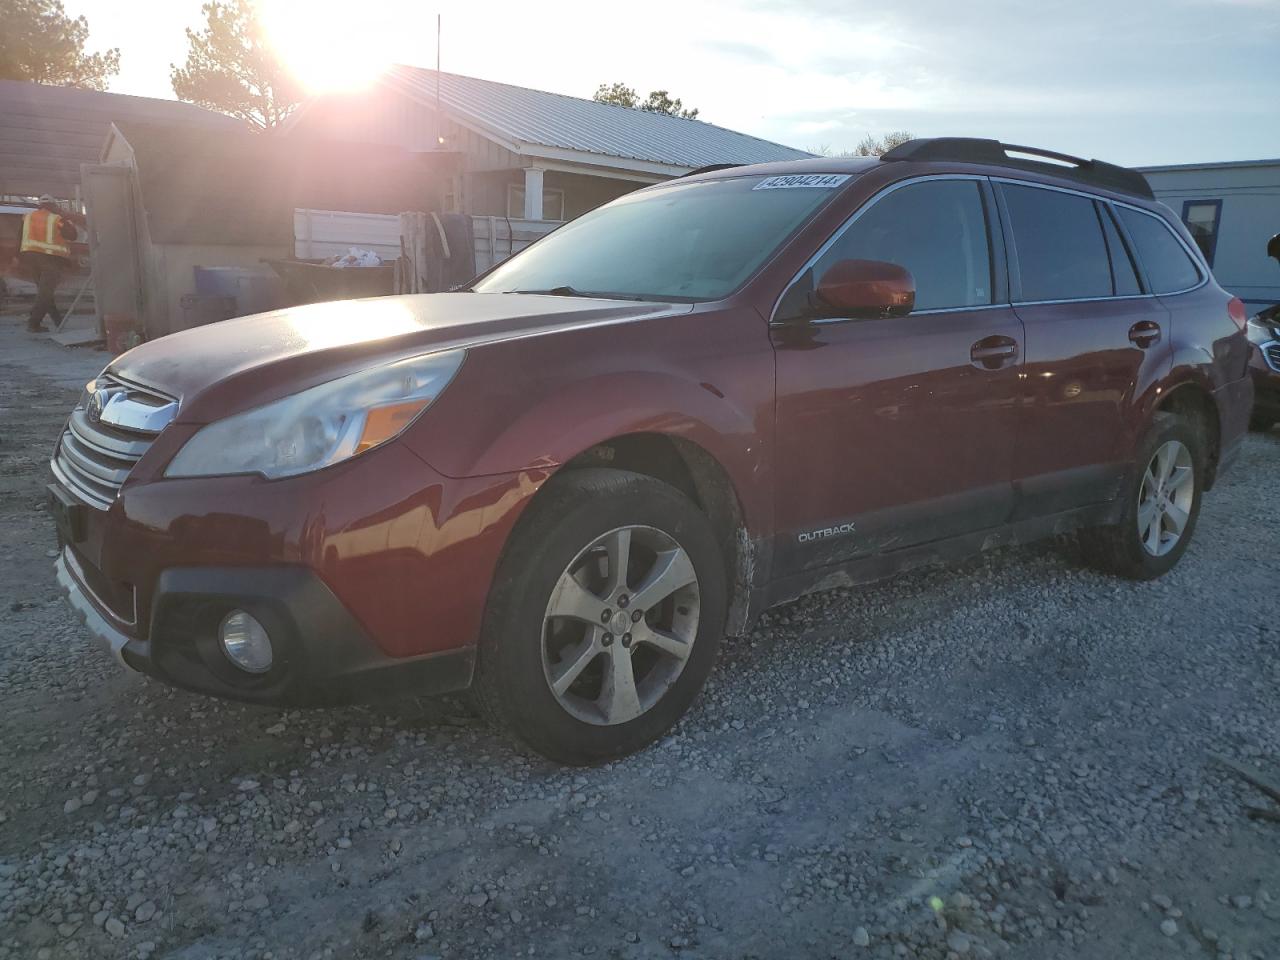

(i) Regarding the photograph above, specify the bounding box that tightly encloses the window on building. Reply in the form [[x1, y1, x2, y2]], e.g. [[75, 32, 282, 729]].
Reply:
[[442, 176, 460, 214], [1002, 184, 1112, 302], [813, 179, 993, 311], [1180, 200, 1222, 266], [1116, 207, 1203, 294], [507, 184, 566, 221]]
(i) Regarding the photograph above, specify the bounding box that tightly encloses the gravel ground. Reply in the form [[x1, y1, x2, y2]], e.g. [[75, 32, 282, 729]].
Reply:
[[1, 313, 1278, 960]]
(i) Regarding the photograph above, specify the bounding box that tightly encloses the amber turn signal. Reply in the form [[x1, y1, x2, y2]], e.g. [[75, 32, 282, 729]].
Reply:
[[355, 400, 431, 453]]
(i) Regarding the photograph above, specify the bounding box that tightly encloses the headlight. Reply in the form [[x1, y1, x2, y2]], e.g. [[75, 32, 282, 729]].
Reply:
[[77, 371, 108, 410], [166, 349, 464, 479], [1248, 316, 1278, 344]]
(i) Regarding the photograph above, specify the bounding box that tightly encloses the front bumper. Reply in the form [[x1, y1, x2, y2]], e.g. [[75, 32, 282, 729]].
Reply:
[[1250, 340, 1280, 418], [56, 549, 130, 664], [49, 436, 543, 707], [55, 547, 475, 705]]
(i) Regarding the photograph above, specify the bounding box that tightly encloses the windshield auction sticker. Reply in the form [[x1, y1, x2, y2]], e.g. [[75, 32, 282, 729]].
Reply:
[[753, 174, 851, 190]]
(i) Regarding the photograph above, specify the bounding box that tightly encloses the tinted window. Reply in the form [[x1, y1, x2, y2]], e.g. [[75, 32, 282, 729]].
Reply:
[[474, 174, 847, 301], [1098, 203, 1142, 296], [814, 179, 992, 311], [1117, 207, 1203, 294], [1003, 184, 1112, 301]]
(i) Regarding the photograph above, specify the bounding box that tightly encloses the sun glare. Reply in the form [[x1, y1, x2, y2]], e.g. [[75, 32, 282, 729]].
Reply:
[[259, 0, 393, 94]]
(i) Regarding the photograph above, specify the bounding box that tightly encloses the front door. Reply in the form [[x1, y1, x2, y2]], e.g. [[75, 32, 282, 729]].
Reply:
[[771, 177, 1024, 576]]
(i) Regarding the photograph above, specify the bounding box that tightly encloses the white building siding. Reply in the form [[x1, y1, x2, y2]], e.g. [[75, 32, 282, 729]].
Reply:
[[289, 90, 649, 219], [1141, 161, 1280, 310]]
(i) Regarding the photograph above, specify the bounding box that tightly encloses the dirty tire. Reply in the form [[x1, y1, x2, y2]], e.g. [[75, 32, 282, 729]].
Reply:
[[474, 468, 726, 765], [1079, 412, 1206, 581]]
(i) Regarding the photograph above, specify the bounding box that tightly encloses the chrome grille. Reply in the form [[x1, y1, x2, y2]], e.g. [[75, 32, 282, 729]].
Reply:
[[52, 375, 177, 509], [1265, 342, 1280, 374]]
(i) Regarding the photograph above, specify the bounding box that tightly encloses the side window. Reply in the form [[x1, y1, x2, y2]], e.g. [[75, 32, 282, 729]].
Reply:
[[814, 179, 992, 311], [1002, 184, 1112, 301], [1117, 207, 1203, 294], [1097, 203, 1142, 296]]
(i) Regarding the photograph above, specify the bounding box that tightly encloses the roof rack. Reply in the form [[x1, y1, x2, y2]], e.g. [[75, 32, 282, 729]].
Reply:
[[679, 163, 743, 178], [880, 138, 1154, 199]]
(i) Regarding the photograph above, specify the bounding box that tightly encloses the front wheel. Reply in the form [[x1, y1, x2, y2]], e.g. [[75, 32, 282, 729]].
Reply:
[[1079, 412, 1205, 580], [473, 468, 727, 764]]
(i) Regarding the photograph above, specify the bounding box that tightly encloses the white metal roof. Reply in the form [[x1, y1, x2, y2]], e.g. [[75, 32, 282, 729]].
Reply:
[[1137, 158, 1280, 173], [383, 66, 812, 175]]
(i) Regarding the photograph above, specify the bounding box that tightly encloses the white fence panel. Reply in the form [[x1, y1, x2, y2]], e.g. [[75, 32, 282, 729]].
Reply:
[[293, 209, 560, 272], [294, 209, 402, 261], [473, 216, 559, 272]]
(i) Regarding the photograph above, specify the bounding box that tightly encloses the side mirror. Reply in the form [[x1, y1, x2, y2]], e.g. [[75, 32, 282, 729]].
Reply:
[[1267, 233, 1280, 265], [813, 259, 915, 319]]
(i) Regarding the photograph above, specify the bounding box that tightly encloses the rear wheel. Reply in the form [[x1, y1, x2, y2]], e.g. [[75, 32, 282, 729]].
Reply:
[[473, 468, 726, 764], [1079, 413, 1205, 580], [1249, 413, 1276, 432]]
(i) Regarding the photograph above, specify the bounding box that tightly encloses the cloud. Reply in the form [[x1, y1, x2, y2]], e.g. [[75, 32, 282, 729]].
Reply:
[[720, 0, 1278, 162], [66, 0, 1280, 165]]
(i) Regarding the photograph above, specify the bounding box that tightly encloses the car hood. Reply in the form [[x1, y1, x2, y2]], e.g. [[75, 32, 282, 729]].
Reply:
[[109, 293, 689, 423]]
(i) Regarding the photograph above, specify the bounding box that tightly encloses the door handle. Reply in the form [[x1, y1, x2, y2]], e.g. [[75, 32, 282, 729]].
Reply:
[[970, 335, 1019, 370], [1128, 320, 1162, 348]]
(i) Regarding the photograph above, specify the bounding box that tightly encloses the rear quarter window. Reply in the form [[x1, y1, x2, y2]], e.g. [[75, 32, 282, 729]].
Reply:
[[1116, 207, 1203, 294]]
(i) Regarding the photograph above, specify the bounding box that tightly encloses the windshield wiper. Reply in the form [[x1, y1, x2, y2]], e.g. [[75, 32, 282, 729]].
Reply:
[[510, 285, 593, 297], [509, 286, 646, 301]]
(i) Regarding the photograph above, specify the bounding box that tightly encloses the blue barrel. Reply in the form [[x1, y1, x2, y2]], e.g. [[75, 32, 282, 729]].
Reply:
[[193, 267, 285, 317]]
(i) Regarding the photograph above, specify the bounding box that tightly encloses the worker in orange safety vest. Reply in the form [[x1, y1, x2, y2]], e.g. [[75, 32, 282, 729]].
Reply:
[[19, 196, 77, 332]]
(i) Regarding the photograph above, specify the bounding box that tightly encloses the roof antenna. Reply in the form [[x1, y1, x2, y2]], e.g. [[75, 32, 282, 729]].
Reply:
[[435, 14, 443, 148]]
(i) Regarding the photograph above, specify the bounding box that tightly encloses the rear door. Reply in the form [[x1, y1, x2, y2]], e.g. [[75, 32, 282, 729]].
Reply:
[[998, 181, 1173, 517], [771, 176, 1024, 576]]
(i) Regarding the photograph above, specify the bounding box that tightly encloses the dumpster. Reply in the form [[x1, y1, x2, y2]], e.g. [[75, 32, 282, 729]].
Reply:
[[266, 259, 397, 306], [194, 266, 285, 317], [177, 294, 236, 332]]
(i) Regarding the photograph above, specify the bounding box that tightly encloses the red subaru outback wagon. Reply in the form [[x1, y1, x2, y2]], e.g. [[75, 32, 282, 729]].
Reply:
[[51, 139, 1253, 764]]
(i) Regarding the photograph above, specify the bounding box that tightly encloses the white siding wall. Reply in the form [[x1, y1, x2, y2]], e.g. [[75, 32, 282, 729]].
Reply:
[[290, 90, 647, 219], [1143, 162, 1280, 310], [290, 93, 523, 217]]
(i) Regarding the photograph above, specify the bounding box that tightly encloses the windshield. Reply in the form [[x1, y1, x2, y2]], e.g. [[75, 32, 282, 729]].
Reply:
[[472, 173, 853, 302]]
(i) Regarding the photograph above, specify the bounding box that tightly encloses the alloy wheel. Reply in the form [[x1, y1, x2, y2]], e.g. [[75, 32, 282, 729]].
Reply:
[[1136, 440, 1195, 557], [541, 525, 700, 725]]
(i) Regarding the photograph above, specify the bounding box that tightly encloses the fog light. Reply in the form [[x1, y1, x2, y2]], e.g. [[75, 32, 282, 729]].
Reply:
[[219, 610, 273, 673]]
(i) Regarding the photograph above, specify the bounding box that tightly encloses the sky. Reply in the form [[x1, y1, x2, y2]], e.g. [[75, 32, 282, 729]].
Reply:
[[62, 0, 1279, 166]]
